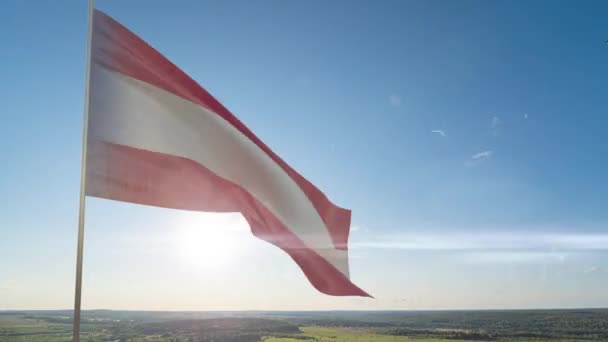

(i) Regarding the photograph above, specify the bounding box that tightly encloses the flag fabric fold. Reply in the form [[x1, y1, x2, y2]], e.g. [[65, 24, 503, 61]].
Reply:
[[86, 9, 369, 297]]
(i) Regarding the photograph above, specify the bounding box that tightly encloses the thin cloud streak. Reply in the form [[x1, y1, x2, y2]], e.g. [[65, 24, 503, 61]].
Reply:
[[351, 232, 608, 251], [490, 116, 502, 136], [472, 150, 493, 160], [584, 266, 600, 274], [491, 116, 502, 128], [466, 150, 493, 166], [462, 251, 568, 265], [431, 129, 446, 137]]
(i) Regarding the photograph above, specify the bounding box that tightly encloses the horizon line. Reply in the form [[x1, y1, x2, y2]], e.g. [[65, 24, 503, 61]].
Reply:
[[3, 307, 608, 313]]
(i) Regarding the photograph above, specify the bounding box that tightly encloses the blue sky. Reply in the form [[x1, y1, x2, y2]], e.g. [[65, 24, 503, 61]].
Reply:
[[1, 0, 607, 310]]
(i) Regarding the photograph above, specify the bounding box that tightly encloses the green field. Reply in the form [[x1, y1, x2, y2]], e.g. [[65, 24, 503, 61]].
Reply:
[[1, 309, 607, 341], [264, 326, 475, 341]]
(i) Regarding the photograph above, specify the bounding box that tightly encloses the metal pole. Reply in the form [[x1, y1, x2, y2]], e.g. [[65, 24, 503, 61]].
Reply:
[[73, 0, 94, 341]]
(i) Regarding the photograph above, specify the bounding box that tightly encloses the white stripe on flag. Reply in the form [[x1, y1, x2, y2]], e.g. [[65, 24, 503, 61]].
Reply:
[[89, 65, 350, 278]]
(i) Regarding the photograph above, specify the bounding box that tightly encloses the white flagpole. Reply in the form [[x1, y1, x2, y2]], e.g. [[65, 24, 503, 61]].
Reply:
[[73, 0, 94, 341]]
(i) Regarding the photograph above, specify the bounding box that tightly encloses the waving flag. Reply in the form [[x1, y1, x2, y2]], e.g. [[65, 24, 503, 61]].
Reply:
[[85, 10, 369, 297]]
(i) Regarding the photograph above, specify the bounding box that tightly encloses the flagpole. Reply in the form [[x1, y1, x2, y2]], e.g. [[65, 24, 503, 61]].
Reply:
[[73, 0, 94, 341]]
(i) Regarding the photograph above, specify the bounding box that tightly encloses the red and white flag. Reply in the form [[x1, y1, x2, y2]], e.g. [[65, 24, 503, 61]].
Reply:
[[86, 10, 369, 297]]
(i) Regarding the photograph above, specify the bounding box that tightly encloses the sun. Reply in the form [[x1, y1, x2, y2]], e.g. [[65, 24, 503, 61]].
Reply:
[[172, 212, 249, 270]]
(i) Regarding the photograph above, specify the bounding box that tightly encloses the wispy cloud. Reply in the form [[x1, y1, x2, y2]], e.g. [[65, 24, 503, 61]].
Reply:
[[584, 266, 600, 274], [524, 113, 529, 120], [463, 251, 569, 265], [431, 129, 446, 137], [466, 150, 493, 166], [389, 94, 401, 107], [472, 150, 493, 160], [491, 116, 502, 128], [351, 225, 370, 233], [490, 116, 502, 136], [351, 231, 608, 252]]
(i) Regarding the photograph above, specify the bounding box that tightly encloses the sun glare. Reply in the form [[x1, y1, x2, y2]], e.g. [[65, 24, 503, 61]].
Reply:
[[172, 212, 249, 269]]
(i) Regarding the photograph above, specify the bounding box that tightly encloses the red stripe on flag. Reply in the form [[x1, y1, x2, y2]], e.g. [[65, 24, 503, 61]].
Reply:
[[87, 141, 370, 297], [91, 10, 352, 251]]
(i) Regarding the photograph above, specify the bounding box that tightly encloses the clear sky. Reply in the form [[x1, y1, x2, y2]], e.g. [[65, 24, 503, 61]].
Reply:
[[1, 0, 607, 311]]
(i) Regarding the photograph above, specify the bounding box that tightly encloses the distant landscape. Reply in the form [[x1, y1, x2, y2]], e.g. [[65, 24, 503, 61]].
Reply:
[[2, 309, 608, 341]]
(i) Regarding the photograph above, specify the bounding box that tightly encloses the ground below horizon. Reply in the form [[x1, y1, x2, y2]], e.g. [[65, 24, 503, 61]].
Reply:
[[1, 309, 608, 341]]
